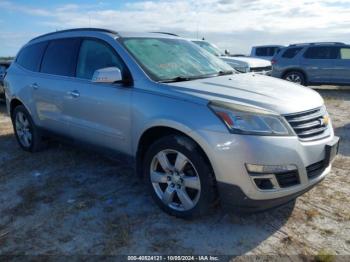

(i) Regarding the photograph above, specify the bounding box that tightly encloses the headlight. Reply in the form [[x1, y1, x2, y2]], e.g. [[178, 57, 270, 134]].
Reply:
[[209, 101, 294, 136]]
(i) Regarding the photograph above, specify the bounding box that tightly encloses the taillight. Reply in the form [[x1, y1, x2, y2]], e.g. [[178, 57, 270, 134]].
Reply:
[[271, 59, 277, 65]]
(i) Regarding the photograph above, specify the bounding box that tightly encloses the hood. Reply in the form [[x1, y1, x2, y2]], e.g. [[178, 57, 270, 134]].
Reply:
[[164, 74, 324, 115], [220, 56, 248, 68], [221, 56, 271, 68]]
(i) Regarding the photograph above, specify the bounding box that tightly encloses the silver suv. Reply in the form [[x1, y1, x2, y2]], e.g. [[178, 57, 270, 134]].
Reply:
[[272, 42, 350, 85], [4, 29, 339, 218]]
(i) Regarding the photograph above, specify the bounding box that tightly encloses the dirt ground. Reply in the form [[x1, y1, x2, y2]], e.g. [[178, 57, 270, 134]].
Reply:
[[0, 88, 349, 260]]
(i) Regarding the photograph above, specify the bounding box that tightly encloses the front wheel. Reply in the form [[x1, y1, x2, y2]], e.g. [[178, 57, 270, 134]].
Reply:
[[283, 71, 306, 85], [143, 135, 217, 219]]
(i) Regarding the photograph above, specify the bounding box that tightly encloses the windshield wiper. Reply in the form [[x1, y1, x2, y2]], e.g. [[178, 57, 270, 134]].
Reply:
[[159, 76, 195, 83], [160, 71, 234, 83], [217, 70, 234, 76]]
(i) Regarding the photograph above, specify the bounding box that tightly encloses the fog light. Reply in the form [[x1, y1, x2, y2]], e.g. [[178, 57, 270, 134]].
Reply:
[[245, 163, 297, 174]]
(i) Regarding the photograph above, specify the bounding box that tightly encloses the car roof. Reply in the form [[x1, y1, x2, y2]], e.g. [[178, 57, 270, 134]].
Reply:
[[29, 28, 181, 43], [253, 45, 284, 48], [288, 42, 346, 47]]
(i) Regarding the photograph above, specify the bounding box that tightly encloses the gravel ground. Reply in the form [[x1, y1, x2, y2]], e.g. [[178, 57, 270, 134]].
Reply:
[[0, 88, 349, 260]]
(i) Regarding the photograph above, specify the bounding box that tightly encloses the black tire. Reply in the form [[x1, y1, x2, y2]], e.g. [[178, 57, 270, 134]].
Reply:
[[283, 71, 306, 86], [143, 134, 217, 219], [11, 105, 45, 152]]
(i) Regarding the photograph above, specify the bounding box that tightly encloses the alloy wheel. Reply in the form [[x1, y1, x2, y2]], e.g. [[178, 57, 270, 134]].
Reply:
[[285, 73, 302, 84], [15, 111, 32, 148], [150, 149, 201, 211]]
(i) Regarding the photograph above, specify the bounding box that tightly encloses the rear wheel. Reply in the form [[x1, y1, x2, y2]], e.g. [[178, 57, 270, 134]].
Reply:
[[283, 71, 306, 85], [12, 105, 45, 152], [143, 135, 217, 218]]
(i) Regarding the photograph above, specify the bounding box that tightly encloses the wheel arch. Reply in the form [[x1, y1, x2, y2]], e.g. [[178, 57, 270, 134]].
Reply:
[[9, 97, 26, 117], [135, 125, 216, 182], [282, 68, 308, 84]]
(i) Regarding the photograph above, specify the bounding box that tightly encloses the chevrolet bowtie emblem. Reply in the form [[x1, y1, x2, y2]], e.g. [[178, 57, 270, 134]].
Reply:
[[320, 115, 329, 126]]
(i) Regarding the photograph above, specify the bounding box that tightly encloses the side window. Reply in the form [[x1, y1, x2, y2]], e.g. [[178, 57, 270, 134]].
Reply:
[[41, 38, 81, 77], [282, 47, 303, 58], [303, 46, 338, 59], [16, 42, 47, 71], [339, 48, 350, 59], [76, 39, 123, 80], [256, 48, 268, 56]]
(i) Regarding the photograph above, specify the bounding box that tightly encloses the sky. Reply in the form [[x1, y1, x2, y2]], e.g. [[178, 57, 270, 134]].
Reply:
[[1, 0, 350, 56]]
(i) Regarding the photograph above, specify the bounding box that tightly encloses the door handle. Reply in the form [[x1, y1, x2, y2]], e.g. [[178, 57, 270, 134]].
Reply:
[[68, 90, 80, 98], [31, 83, 39, 90]]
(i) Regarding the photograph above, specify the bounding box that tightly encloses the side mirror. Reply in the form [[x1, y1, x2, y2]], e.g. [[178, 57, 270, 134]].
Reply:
[[92, 67, 122, 83]]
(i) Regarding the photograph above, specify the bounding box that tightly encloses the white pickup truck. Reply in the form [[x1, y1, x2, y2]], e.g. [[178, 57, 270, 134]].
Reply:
[[192, 40, 272, 75]]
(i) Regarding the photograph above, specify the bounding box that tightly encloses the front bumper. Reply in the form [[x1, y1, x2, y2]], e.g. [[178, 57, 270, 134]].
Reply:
[[197, 127, 338, 210], [217, 172, 326, 212]]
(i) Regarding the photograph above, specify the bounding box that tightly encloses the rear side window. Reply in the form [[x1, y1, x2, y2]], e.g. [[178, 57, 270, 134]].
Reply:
[[339, 48, 350, 59], [41, 38, 81, 77], [282, 47, 303, 58], [76, 39, 123, 79], [303, 46, 338, 59], [16, 42, 47, 71]]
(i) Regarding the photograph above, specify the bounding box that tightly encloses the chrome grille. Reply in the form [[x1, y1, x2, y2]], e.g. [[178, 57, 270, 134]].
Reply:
[[284, 107, 329, 140], [250, 66, 272, 72]]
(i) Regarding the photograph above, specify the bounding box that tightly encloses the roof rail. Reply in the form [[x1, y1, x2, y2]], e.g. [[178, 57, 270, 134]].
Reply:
[[150, 32, 179, 37], [29, 28, 119, 42], [289, 42, 345, 46]]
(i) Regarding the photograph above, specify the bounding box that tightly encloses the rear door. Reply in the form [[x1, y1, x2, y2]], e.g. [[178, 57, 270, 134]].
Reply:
[[301, 46, 338, 83], [63, 38, 132, 154], [13, 41, 48, 121], [34, 38, 81, 135], [333, 46, 350, 84]]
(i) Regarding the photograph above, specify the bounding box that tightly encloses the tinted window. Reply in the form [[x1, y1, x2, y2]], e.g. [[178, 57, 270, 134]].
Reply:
[[303, 46, 338, 59], [256, 47, 279, 56], [76, 39, 123, 79], [256, 47, 268, 56], [282, 47, 303, 58], [41, 38, 81, 77], [340, 48, 350, 59], [16, 42, 47, 71]]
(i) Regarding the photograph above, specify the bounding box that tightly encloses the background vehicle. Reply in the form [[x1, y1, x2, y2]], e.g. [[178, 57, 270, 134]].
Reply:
[[192, 40, 272, 75], [5, 29, 338, 219], [271, 42, 350, 86], [0, 60, 12, 100], [250, 45, 284, 60]]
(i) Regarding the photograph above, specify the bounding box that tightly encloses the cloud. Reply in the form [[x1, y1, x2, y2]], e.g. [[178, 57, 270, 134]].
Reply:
[[1, 0, 350, 55]]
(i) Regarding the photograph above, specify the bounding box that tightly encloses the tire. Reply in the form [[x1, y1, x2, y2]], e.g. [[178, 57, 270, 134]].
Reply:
[[283, 71, 306, 86], [11, 105, 45, 152], [143, 135, 217, 219]]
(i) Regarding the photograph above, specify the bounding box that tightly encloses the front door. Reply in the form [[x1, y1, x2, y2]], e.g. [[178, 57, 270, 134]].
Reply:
[[63, 38, 132, 154]]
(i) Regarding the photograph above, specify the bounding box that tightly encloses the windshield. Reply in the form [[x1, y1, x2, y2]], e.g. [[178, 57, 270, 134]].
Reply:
[[192, 41, 223, 57], [121, 37, 232, 82]]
